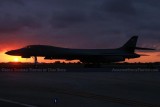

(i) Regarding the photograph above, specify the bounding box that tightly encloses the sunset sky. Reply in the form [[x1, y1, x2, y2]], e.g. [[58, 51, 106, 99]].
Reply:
[[0, 0, 159, 63]]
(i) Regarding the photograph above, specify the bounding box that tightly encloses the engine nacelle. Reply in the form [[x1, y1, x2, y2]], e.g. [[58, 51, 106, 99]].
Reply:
[[80, 56, 125, 63], [104, 56, 125, 62], [44, 56, 53, 59], [21, 56, 31, 58]]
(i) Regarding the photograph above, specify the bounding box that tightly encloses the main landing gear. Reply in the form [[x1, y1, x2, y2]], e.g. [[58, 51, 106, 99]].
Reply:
[[33, 56, 38, 67]]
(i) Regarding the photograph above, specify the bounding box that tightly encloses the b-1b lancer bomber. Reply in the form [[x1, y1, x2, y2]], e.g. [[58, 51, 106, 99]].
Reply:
[[5, 36, 155, 65]]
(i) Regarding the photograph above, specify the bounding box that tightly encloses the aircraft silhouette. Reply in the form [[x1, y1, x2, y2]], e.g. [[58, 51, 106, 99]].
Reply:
[[5, 36, 154, 65]]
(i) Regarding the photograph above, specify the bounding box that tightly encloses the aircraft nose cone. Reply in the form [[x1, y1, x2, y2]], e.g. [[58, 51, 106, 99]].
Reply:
[[5, 51, 12, 55]]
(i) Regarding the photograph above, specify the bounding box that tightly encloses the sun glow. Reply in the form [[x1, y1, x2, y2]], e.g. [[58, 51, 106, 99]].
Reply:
[[14, 57, 19, 62]]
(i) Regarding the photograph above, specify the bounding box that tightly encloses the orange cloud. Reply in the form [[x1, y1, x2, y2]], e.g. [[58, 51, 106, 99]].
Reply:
[[126, 52, 160, 63]]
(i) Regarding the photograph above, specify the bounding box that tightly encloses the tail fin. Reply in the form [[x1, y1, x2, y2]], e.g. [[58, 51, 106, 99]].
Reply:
[[120, 36, 138, 53], [120, 36, 155, 53]]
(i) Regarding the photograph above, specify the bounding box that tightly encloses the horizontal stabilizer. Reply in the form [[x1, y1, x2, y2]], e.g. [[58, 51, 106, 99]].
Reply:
[[135, 47, 155, 50]]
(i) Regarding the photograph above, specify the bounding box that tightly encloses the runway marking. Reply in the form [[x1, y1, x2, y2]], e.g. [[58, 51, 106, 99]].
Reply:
[[52, 89, 160, 107], [0, 98, 37, 107]]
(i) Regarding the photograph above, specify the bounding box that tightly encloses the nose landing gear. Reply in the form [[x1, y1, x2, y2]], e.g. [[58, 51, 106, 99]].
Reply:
[[33, 56, 38, 67]]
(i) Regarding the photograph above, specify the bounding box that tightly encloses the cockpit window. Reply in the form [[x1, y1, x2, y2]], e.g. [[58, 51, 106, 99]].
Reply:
[[24, 46, 31, 49]]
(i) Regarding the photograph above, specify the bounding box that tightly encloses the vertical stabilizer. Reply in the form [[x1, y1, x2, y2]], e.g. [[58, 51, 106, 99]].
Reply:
[[120, 36, 138, 53]]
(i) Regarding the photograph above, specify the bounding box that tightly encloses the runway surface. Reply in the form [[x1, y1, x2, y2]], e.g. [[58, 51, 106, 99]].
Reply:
[[0, 68, 160, 107]]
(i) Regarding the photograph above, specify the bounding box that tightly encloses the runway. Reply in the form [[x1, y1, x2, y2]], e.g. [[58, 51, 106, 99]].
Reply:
[[0, 68, 160, 107], [0, 98, 37, 107]]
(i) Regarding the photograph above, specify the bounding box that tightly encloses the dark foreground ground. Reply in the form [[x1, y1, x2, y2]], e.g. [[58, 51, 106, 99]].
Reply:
[[0, 63, 160, 107]]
